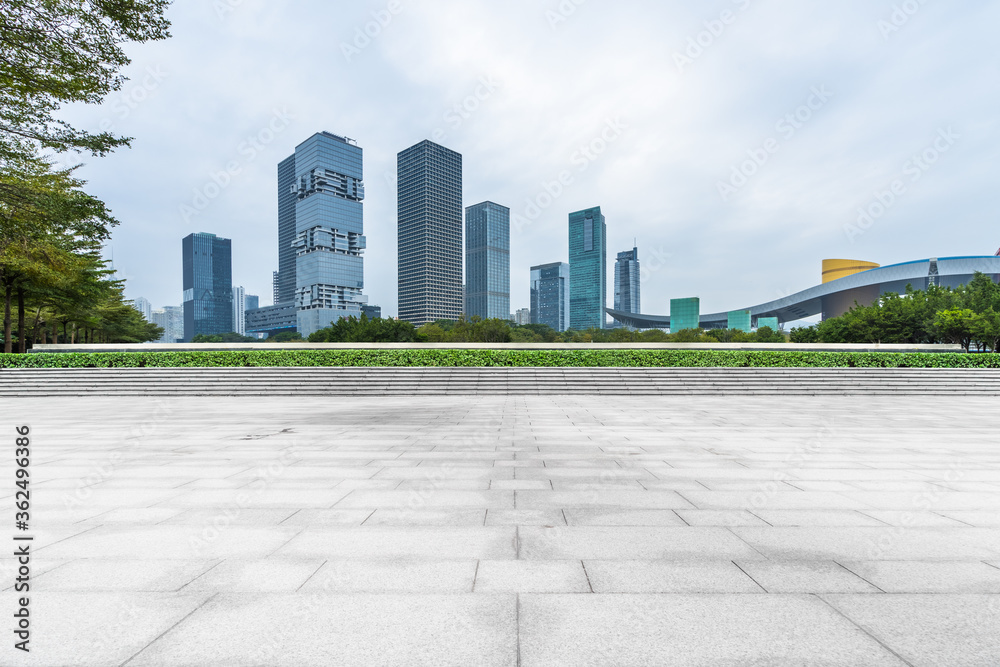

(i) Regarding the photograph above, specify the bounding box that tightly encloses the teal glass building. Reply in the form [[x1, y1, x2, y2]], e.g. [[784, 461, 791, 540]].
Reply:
[[670, 297, 700, 332], [397, 140, 463, 326], [727, 309, 751, 332], [614, 247, 640, 314], [465, 201, 510, 320], [569, 207, 607, 330], [182, 232, 233, 341], [757, 317, 780, 331], [530, 262, 570, 331]]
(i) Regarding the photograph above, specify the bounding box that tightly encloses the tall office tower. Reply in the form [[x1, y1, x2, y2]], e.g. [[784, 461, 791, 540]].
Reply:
[[465, 201, 510, 320], [568, 207, 607, 330], [133, 297, 152, 321], [272, 271, 280, 305], [286, 132, 368, 336], [182, 232, 233, 341], [530, 262, 570, 331], [614, 247, 640, 314], [397, 140, 463, 326], [245, 294, 259, 312], [232, 285, 246, 335], [276, 154, 297, 306]]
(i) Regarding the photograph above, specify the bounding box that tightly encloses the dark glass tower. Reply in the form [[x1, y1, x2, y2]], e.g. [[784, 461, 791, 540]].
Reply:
[[568, 206, 607, 330], [276, 154, 297, 306], [465, 201, 510, 320], [397, 140, 463, 326], [614, 247, 640, 314], [182, 232, 233, 341]]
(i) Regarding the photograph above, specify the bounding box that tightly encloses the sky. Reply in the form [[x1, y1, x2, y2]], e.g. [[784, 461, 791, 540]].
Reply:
[[55, 0, 1000, 323]]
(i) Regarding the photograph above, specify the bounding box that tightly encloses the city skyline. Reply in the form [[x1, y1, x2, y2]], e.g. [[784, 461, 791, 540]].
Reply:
[[51, 2, 1000, 324]]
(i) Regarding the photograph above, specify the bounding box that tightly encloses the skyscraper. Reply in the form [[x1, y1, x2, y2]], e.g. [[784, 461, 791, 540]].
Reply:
[[530, 262, 570, 331], [232, 285, 246, 335], [132, 297, 152, 322], [465, 201, 510, 320], [568, 207, 607, 330], [397, 140, 463, 326], [245, 294, 259, 312], [272, 271, 280, 306], [614, 247, 640, 314], [182, 232, 233, 341], [151, 306, 183, 343], [276, 154, 297, 306], [287, 132, 368, 336]]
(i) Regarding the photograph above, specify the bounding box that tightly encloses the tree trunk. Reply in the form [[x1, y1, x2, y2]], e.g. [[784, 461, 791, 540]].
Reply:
[[71, 322, 77, 344], [17, 285, 25, 353], [2, 281, 12, 354], [62, 321, 67, 343], [52, 321, 58, 345]]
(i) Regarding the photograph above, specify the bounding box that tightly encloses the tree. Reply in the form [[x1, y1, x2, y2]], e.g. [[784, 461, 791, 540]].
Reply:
[[971, 309, 1000, 353], [789, 326, 820, 343], [268, 330, 304, 343], [0, 0, 171, 162], [933, 309, 978, 352]]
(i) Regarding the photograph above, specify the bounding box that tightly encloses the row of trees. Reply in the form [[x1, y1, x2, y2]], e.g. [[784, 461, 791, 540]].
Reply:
[[0, 1, 171, 353], [789, 273, 1000, 351]]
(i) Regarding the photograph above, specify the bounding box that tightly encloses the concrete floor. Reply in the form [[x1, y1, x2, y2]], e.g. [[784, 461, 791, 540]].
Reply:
[[2, 395, 1000, 666]]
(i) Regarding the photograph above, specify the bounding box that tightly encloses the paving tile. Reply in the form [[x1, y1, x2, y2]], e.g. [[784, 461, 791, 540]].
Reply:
[[278, 509, 374, 526], [335, 489, 514, 509], [363, 509, 486, 526], [735, 560, 880, 593], [823, 594, 1000, 667], [858, 510, 966, 527], [516, 489, 694, 510], [675, 509, 770, 526], [474, 560, 590, 593], [681, 490, 873, 511], [564, 509, 687, 526], [485, 510, 565, 526], [298, 560, 477, 593], [584, 560, 762, 593], [275, 527, 517, 560], [184, 558, 324, 592], [0, 592, 211, 667], [518, 526, 762, 560], [732, 527, 1000, 561], [841, 560, 1000, 593], [34, 558, 216, 592], [127, 593, 517, 666], [518, 594, 907, 666], [752, 510, 888, 526]]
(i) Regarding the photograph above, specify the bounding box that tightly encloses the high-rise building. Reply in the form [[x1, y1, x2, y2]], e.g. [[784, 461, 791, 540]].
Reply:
[[614, 247, 640, 314], [465, 201, 510, 320], [514, 308, 531, 326], [530, 262, 570, 332], [151, 306, 183, 343], [285, 132, 368, 337], [132, 297, 152, 322], [182, 233, 233, 341], [397, 140, 463, 326], [568, 207, 607, 330], [245, 294, 259, 312], [670, 297, 700, 332], [361, 304, 382, 320], [232, 285, 246, 335], [272, 271, 280, 306], [276, 154, 297, 306]]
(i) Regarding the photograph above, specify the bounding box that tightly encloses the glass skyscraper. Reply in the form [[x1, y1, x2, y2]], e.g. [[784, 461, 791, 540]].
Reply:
[[614, 247, 640, 314], [465, 201, 510, 320], [276, 154, 297, 306], [530, 262, 570, 331], [286, 132, 368, 337], [397, 140, 463, 326], [569, 207, 607, 330], [182, 232, 233, 341]]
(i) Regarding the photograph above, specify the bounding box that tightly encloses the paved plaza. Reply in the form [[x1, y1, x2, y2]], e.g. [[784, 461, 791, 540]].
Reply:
[[3, 394, 1000, 665]]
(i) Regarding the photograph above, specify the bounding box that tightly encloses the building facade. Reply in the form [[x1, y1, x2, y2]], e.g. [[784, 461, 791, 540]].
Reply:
[[727, 309, 751, 332], [670, 297, 700, 332], [232, 285, 246, 336], [272, 271, 280, 306], [397, 140, 463, 326], [245, 303, 297, 339], [151, 306, 183, 343], [530, 262, 570, 331], [465, 201, 510, 320], [514, 308, 531, 326], [286, 132, 368, 337], [182, 232, 233, 341], [245, 294, 259, 312], [614, 247, 640, 314], [133, 297, 152, 322], [276, 155, 297, 306], [361, 304, 382, 320], [569, 207, 607, 330]]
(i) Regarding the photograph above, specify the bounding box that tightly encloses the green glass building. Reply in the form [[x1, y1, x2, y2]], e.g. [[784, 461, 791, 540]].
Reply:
[[727, 309, 751, 332], [569, 207, 606, 330], [670, 297, 700, 332], [757, 316, 780, 331]]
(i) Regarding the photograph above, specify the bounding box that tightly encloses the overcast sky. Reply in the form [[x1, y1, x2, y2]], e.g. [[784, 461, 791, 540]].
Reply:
[[56, 0, 1000, 322]]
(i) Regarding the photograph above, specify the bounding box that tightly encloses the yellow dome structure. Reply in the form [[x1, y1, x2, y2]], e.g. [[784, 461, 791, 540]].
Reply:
[[822, 259, 880, 284]]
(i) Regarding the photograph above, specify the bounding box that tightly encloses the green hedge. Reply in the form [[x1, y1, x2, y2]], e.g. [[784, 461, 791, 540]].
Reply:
[[1, 350, 999, 368]]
